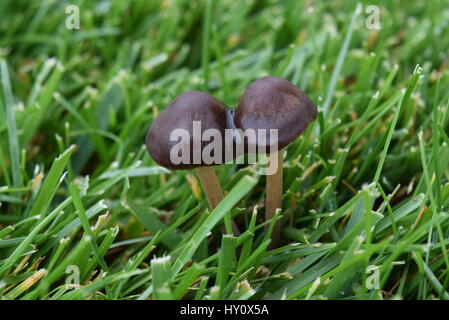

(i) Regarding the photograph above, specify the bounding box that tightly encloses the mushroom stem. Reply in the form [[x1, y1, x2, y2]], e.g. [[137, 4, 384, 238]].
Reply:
[[195, 166, 224, 209], [265, 150, 283, 248], [195, 166, 240, 235]]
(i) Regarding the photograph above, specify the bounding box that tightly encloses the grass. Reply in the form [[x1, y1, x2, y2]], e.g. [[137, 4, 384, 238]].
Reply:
[[1, 0, 449, 300]]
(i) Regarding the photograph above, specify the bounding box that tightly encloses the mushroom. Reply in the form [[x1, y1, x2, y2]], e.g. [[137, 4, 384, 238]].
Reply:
[[234, 76, 317, 246], [146, 91, 239, 233]]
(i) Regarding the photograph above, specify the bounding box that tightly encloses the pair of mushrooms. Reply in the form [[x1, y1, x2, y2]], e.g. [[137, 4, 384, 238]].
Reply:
[[146, 76, 317, 245]]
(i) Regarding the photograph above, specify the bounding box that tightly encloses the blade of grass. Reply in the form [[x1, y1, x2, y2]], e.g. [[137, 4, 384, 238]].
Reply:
[[171, 175, 258, 279], [1, 59, 21, 189]]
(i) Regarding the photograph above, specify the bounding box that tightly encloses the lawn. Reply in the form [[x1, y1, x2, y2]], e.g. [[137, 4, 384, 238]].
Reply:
[[1, 0, 449, 300]]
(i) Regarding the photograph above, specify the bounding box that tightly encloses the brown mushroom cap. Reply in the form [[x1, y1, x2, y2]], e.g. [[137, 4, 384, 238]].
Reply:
[[235, 76, 317, 152], [146, 91, 229, 170]]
